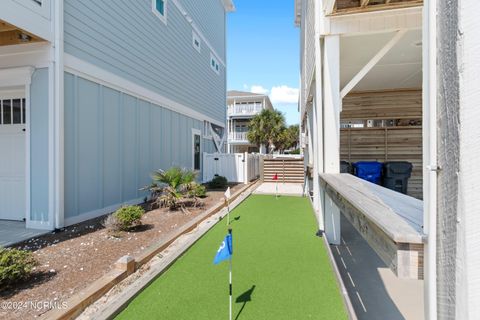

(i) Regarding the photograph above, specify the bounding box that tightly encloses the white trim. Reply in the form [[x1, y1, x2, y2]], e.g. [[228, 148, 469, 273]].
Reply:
[[0, 66, 35, 88], [340, 29, 407, 99], [64, 54, 225, 128], [64, 197, 144, 227], [0, 0, 52, 42], [53, 0, 65, 228], [152, 0, 168, 25], [423, 0, 437, 318], [210, 52, 220, 75], [221, 0, 235, 12], [192, 30, 201, 53], [192, 128, 202, 171], [171, 0, 226, 67], [0, 43, 50, 69]]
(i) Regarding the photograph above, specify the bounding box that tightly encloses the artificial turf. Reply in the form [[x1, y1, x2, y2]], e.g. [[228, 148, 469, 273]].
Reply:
[[116, 195, 348, 320]]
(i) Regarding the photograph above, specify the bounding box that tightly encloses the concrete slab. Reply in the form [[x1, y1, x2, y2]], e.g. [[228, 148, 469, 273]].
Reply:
[[0, 220, 48, 247], [331, 214, 424, 320], [253, 182, 304, 197]]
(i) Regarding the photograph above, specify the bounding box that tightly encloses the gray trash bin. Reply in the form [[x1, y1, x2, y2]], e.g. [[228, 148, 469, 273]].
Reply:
[[382, 161, 413, 194]]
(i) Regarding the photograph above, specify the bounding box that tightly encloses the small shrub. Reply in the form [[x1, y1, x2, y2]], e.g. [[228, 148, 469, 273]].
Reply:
[[208, 176, 228, 189], [103, 214, 123, 235], [113, 205, 144, 230], [188, 183, 207, 198], [0, 247, 37, 289]]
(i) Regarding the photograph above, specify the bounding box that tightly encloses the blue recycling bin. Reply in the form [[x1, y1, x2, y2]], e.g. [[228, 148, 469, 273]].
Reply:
[[353, 161, 383, 184]]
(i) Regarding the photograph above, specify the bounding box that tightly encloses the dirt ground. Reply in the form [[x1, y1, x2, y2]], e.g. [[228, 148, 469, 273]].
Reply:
[[0, 184, 242, 320]]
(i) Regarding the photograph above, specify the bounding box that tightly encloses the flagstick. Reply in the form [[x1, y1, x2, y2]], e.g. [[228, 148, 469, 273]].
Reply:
[[228, 228, 233, 320], [226, 199, 230, 226]]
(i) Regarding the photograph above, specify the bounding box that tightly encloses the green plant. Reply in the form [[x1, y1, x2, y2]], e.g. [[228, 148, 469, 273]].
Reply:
[[142, 167, 206, 210], [247, 109, 286, 153], [113, 206, 144, 230], [208, 176, 228, 189], [0, 247, 37, 289]]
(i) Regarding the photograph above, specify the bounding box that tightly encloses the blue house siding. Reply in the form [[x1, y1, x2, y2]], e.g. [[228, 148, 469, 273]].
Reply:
[[64, 73, 211, 221], [30, 68, 50, 223], [63, 0, 226, 124], [179, 0, 226, 60]]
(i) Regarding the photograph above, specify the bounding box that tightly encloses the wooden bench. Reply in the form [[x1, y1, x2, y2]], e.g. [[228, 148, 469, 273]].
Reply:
[[320, 173, 425, 279]]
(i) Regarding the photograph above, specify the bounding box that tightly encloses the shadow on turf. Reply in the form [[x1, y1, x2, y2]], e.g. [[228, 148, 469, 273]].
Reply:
[[235, 285, 255, 320]]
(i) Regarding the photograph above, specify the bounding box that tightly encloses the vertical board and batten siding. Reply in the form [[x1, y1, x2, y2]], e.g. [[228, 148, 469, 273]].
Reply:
[[29, 68, 50, 222], [64, 73, 215, 221], [63, 0, 226, 124], [340, 90, 423, 199]]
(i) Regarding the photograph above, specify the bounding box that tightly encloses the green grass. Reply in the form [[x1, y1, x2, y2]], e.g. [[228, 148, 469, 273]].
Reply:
[[116, 195, 348, 320]]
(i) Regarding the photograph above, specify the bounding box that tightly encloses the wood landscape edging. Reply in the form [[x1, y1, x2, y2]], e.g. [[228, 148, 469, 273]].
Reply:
[[40, 181, 258, 320]]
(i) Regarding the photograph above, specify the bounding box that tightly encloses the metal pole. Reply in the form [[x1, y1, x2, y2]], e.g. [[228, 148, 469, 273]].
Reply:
[[229, 228, 232, 320], [226, 200, 230, 226]]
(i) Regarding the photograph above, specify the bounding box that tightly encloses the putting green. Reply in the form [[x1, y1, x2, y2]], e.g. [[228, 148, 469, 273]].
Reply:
[[116, 195, 348, 320]]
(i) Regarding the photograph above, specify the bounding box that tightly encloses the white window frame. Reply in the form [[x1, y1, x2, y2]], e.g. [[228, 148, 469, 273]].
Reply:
[[152, 0, 168, 25], [203, 120, 212, 139], [210, 52, 220, 75], [192, 31, 201, 53], [192, 128, 202, 171]]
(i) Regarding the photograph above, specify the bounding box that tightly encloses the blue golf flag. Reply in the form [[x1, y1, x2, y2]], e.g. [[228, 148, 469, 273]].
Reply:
[[213, 233, 233, 264]]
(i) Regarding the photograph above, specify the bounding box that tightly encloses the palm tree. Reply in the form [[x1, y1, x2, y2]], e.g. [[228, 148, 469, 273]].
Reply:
[[247, 109, 286, 153]]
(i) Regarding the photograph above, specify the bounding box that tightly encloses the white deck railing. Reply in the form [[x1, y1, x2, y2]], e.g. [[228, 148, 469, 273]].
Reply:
[[227, 103, 263, 116], [228, 132, 248, 142]]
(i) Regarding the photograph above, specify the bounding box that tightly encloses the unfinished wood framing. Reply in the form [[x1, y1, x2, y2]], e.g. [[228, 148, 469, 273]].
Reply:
[[332, 0, 423, 16], [0, 20, 44, 46], [340, 89, 423, 199]]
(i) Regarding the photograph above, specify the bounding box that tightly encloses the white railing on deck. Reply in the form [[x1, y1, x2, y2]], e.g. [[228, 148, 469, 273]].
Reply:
[[227, 103, 263, 116], [228, 132, 249, 142]]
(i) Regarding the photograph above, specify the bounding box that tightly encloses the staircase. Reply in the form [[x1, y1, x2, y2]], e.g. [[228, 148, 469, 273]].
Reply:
[[263, 158, 305, 183]]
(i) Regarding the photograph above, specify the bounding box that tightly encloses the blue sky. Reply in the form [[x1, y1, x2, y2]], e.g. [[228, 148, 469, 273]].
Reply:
[[227, 1, 300, 125]]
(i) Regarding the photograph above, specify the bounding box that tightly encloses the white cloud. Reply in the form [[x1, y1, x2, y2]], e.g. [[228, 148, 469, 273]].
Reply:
[[270, 85, 299, 104], [250, 85, 269, 95]]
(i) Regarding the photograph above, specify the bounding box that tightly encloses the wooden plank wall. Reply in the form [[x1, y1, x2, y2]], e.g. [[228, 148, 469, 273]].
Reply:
[[340, 89, 423, 199]]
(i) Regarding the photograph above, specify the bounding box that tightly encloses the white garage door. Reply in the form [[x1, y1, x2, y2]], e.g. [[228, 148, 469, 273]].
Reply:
[[0, 96, 26, 221]]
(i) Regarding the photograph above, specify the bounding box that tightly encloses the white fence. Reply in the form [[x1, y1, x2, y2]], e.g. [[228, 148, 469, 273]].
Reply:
[[202, 152, 261, 184]]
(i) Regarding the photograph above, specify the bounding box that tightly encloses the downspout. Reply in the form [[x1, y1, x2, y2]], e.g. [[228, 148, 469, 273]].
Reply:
[[423, 0, 437, 318], [54, 0, 65, 228], [313, 0, 325, 231]]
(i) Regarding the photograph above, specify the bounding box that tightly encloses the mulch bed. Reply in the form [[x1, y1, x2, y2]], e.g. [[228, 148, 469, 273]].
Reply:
[[0, 184, 242, 320]]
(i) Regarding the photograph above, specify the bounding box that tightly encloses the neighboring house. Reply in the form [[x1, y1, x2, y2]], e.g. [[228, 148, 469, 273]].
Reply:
[[226, 90, 273, 153], [0, 0, 234, 231]]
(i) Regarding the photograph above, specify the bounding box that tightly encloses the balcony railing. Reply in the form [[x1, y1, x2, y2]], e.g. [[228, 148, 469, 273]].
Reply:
[[227, 103, 263, 116], [228, 132, 249, 142]]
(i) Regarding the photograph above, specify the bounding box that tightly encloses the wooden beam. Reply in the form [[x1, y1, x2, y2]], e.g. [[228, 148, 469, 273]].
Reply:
[[329, 0, 423, 16], [0, 21, 17, 32], [340, 29, 407, 99], [323, 0, 337, 15], [361, 0, 371, 7]]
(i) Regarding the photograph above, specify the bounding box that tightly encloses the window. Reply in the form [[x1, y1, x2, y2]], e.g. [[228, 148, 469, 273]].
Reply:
[[203, 121, 211, 138], [192, 130, 201, 171], [1, 98, 26, 125], [152, 0, 167, 24], [210, 53, 220, 75], [192, 31, 201, 53]]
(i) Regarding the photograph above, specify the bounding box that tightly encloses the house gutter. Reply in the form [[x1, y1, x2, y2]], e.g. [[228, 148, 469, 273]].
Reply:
[[422, 0, 437, 318]]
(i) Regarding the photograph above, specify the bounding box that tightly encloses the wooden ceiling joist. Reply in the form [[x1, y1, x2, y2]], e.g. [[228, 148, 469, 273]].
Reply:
[[331, 0, 423, 16], [0, 20, 44, 46]]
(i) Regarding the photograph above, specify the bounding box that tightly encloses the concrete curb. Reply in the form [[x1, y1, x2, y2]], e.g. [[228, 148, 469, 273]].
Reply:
[[41, 181, 259, 320], [322, 235, 358, 320]]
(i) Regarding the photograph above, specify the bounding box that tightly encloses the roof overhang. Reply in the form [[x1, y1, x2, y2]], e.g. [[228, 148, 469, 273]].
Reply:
[[294, 0, 302, 26], [222, 0, 236, 12]]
